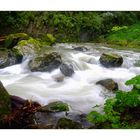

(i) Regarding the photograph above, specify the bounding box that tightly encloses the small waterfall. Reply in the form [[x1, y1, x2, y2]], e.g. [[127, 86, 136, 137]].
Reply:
[[0, 43, 140, 114]]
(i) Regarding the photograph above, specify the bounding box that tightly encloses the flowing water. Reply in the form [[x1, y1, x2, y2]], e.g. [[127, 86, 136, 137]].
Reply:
[[0, 43, 140, 114]]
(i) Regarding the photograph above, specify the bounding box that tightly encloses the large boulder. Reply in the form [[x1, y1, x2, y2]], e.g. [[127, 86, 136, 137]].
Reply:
[[0, 81, 11, 117], [28, 52, 62, 72], [0, 49, 21, 69], [60, 63, 74, 77], [56, 118, 82, 129], [4, 33, 29, 48], [38, 101, 69, 113], [99, 53, 123, 67], [13, 38, 42, 56], [96, 79, 118, 91]]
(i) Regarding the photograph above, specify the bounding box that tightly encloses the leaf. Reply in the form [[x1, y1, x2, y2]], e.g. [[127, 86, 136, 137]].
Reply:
[[87, 111, 106, 124], [125, 75, 140, 89]]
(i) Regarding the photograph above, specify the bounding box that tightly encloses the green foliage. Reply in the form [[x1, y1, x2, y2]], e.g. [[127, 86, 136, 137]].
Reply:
[[87, 75, 140, 128], [87, 111, 106, 124], [106, 22, 140, 47], [125, 75, 140, 89], [111, 26, 128, 32], [4, 33, 29, 48], [40, 33, 56, 45], [1, 11, 139, 42]]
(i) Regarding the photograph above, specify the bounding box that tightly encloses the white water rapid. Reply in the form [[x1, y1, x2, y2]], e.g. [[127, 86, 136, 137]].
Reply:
[[0, 43, 140, 114]]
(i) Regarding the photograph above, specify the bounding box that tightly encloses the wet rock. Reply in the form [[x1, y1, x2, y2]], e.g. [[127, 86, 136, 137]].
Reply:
[[0, 50, 19, 68], [73, 46, 88, 52], [53, 74, 65, 82], [0, 81, 11, 117], [10, 95, 26, 110], [96, 79, 118, 91], [56, 118, 82, 129], [4, 33, 29, 49], [99, 53, 123, 67], [0, 48, 23, 69], [60, 63, 74, 77], [29, 52, 62, 72], [38, 101, 69, 113]]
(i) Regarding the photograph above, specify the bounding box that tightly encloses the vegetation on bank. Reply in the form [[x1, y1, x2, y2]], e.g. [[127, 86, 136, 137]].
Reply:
[[0, 11, 140, 43], [87, 75, 140, 129], [106, 22, 140, 49]]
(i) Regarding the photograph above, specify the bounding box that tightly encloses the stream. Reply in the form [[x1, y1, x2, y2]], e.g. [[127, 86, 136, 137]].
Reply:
[[0, 43, 140, 114]]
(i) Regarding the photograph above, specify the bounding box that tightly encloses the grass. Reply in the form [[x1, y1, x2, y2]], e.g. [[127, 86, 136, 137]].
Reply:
[[105, 22, 140, 50]]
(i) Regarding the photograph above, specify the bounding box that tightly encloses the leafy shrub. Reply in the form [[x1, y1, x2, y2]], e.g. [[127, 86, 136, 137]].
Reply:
[[87, 75, 140, 128], [111, 26, 128, 32]]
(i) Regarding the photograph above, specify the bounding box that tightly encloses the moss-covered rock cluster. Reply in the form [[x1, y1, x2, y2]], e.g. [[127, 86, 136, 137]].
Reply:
[[0, 33, 56, 69]]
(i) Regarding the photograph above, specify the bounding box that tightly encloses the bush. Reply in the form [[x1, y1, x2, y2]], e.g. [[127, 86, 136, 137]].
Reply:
[[87, 75, 140, 128]]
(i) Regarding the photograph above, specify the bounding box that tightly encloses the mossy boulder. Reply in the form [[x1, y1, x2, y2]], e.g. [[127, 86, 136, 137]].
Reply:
[[38, 101, 69, 112], [13, 37, 43, 56], [5, 33, 29, 48], [56, 118, 82, 129], [99, 53, 123, 67], [96, 79, 118, 91], [40, 33, 56, 46], [0, 50, 20, 68], [0, 81, 11, 117], [60, 63, 74, 77], [28, 52, 62, 72]]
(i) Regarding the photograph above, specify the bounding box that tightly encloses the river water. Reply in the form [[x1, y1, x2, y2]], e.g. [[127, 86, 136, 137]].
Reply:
[[0, 43, 140, 114]]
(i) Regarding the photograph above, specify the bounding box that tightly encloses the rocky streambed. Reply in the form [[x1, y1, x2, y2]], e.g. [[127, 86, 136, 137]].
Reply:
[[0, 33, 140, 128]]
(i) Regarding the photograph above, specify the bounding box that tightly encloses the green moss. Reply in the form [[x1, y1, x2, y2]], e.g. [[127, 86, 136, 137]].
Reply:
[[13, 37, 43, 56], [5, 33, 29, 48], [50, 102, 69, 112], [40, 33, 56, 46], [38, 101, 69, 112]]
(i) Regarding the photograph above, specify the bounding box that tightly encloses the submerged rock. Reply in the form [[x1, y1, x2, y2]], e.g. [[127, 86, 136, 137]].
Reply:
[[73, 46, 88, 52], [5, 33, 29, 48], [53, 74, 65, 82], [28, 52, 62, 72], [60, 63, 74, 77], [134, 60, 140, 67], [99, 53, 123, 67], [38, 101, 69, 113], [56, 118, 82, 129], [0, 81, 11, 117], [96, 79, 118, 91]]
